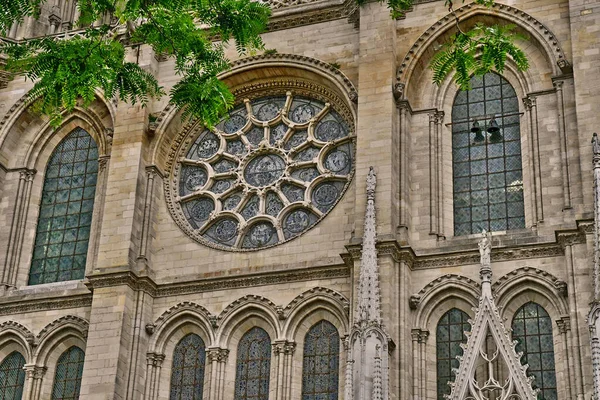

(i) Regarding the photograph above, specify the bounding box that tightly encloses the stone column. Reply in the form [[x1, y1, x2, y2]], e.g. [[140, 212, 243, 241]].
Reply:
[[143, 352, 165, 400], [553, 80, 572, 210], [557, 317, 574, 400], [523, 96, 543, 224], [435, 111, 445, 239], [23, 365, 46, 400], [428, 112, 437, 236], [272, 340, 295, 400], [206, 347, 229, 400]]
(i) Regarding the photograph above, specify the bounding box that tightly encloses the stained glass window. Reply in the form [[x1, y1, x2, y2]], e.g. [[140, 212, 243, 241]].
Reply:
[[452, 73, 525, 236], [52, 346, 85, 400], [169, 92, 355, 251], [169, 334, 206, 400], [29, 128, 99, 285], [0, 351, 26, 399], [234, 327, 271, 400], [436, 308, 471, 400], [512, 302, 557, 400], [302, 320, 340, 400]]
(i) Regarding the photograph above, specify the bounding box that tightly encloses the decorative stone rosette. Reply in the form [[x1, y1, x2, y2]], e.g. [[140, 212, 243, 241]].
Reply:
[[166, 91, 355, 251]]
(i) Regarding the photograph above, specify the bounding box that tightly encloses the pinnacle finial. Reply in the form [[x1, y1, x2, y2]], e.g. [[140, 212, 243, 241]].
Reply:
[[366, 166, 377, 201], [593, 133, 600, 156]]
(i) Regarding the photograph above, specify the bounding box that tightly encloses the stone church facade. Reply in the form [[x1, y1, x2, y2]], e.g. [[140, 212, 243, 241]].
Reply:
[[0, 0, 599, 398]]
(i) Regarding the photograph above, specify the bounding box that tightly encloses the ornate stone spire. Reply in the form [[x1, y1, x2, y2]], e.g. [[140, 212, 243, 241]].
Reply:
[[593, 133, 600, 300], [356, 166, 382, 325], [448, 231, 536, 400], [345, 166, 390, 400], [589, 133, 600, 400]]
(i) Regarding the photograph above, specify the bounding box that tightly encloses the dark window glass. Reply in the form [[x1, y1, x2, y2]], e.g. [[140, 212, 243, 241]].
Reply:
[[512, 302, 557, 400], [452, 73, 525, 236], [169, 334, 206, 400], [30, 128, 99, 285], [301, 320, 340, 400], [51, 346, 85, 400], [0, 351, 26, 399], [436, 308, 471, 400], [234, 327, 271, 400]]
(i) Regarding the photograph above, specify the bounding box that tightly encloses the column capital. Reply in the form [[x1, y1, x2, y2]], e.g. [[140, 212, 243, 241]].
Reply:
[[410, 328, 429, 343], [146, 352, 165, 367], [206, 347, 230, 363], [24, 364, 47, 379], [272, 340, 296, 355], [556, 316, 571, 334]]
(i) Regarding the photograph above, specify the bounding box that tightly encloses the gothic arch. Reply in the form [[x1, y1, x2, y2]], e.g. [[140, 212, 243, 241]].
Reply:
[[0, 321, 34, 362], [34, 315, 89, 366], [0, 94, 114, 170], [149, 52, 358, 171], [411, 274, 480, 329], [282, 287, 350, 340], [396, 3, 568, 107], [215, 295, 281, 348], [494, 267, 569, 319], [149, 301, 216, 352]]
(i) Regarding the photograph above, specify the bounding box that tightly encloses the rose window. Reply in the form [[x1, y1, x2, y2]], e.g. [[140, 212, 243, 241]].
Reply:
[[170, 92, 355, 250]]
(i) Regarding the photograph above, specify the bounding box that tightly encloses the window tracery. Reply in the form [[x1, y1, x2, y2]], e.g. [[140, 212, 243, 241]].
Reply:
[[51, 346, 85, 400], [452, 73, 525, 236], [30, 128, 99, 284], [0, 351, 26, 399], [436, 308, 471, 400], [301, 320, 340, 400], [168, 92, 355, 251], [169, 333, 206, 400], [234, 327, 271, 400], [511, 302, 557, 400]]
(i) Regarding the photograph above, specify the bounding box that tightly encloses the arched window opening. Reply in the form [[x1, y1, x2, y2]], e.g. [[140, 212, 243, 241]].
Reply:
[[512, 302, 557, 400], [436, 308, 471, 400], [234, 327, 271, 400], [30, 128, 99, 285], [301, 320, 340, 399], [452, 73, 525, 236], [0, 351, 26, 399], [51, 346, 85, 400], [169, 333, 206, 400]]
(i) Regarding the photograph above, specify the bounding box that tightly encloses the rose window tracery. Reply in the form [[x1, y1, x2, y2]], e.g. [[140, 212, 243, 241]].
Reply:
[[169, 92, 355, 251]]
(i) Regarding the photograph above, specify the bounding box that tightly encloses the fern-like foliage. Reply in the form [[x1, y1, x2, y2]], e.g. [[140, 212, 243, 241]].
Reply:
[[0, 0, 530, 127], [431, 24, 529, 90]]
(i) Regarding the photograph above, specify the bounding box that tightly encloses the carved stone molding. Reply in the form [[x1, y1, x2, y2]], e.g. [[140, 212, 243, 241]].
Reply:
[[396, 3, 569, 86], [0, 294, 92, 316], [409, 274, 480, 310], [343, 239, 564, 270], [146, 352, 166, 367], [37, 315, 90, 341], [281, 286, 350, 318], [0, 320, 35, 344], [267, 0, 357, 32], [491, 266, 567, 297], [85, 266, 349, 298], [217, 295, 278, 325], [153, 301, 214, 329]]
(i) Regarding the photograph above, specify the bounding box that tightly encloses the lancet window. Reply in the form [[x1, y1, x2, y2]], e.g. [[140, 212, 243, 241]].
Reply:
[[51, 346, 85, 400], [301, 320, 340, 399], [30, 128, 99, 285], [0, 351, 26, 399], [452, 73, 525, 235], [511, 302, 557, 400], [436, 308, 471, 400], [169, 334, 206, 399], [234, 327, 271, 400]]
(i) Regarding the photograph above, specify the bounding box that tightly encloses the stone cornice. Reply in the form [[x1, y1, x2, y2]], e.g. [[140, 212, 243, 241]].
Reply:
[[0, 293, 92, 316], [85, 264, 350, 297], [343, 238, 566, 269]]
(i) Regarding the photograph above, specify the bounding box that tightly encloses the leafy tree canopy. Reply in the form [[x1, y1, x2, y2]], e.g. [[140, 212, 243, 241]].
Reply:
[[0, 0, 528, 127]]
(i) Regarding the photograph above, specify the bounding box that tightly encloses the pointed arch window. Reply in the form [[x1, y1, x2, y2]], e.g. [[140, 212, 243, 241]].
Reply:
[[51, 346, 85, 400], [302, 320, 340, 399], [436, 308, 471, 400], [452, 73, 525, 236], [512, 302, 557, 400], [234, 327, 271, 400], [30, 128, 99, 285], [0, 351, 26, 399], [169, 333, 206, 400]]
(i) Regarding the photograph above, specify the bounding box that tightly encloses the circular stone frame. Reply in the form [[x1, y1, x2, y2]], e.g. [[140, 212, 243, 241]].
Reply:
[[164, 86, 356, 252]]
